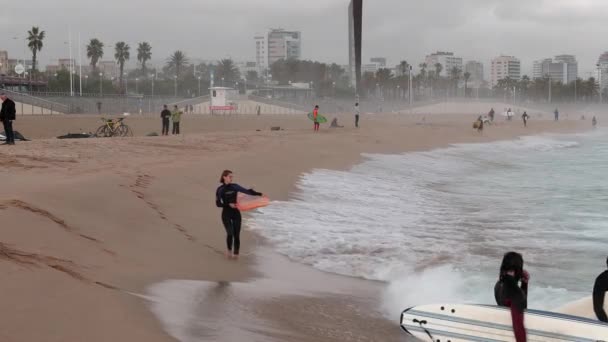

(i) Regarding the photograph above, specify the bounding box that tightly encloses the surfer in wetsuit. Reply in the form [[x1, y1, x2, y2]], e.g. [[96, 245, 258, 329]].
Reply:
[[215, 170, 263, 259], [313, 105, 320, 132], [593, 256, 608, 322], [495, 251, 529, 342]]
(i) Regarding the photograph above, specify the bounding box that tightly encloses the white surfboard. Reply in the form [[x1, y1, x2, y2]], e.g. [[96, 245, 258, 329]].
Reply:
[[401, 303, 608, 342], [555, 294, 608, 320]]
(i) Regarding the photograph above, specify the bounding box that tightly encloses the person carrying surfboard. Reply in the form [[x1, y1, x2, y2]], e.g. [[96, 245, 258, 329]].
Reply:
[[313, 105, 320, 132], [215, 170, 263, 259], [593, 256, 608, 322], [494, 252, 529, 342]]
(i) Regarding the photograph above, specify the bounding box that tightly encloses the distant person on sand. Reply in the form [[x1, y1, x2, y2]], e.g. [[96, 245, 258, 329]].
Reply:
[[160, 105, 171, 136], [489, 108, 495, 122], [0, 93, 17, 145], [495, 252, 529, 342], [355, 102, 360, 128], [554, 108, 559, 121], [593, 256, 608, 322], [330, 117, 343, 128], [313, 105, 320, 132], [522, 112, 530, 127], [593, 116, 598, 128], [172, 105, 182, 135], [215, 170, 263, 259]]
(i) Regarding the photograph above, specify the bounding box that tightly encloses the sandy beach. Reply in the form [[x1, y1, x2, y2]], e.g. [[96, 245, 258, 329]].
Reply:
[[0, 109, 588, 341]]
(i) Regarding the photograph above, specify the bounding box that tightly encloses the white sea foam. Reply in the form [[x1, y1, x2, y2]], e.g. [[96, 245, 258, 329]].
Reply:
[[249, 132, 608, 318]]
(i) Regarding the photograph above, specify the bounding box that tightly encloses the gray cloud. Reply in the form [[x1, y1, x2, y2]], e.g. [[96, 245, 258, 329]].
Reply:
[[1, 0, 607, 77]]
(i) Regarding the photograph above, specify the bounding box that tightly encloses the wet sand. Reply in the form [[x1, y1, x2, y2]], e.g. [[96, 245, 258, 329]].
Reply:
[[0, 111, 587, 341]]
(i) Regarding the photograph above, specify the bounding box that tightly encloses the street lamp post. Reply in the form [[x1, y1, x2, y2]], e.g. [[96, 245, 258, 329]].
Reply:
[[84, 75, 88, 93], [174, 75, 178, 97], [598, 64, 603, 104], [409, 65, 413, 107], [135, 77, 139, 94], [221, 77, 225, 87], [151, 76, 155, 97], [99, 73, 103, 96], [198, 76, 201, 97]]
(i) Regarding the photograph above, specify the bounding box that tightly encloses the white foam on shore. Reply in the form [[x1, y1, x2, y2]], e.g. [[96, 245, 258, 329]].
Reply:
[[249, 131, 608, 318]]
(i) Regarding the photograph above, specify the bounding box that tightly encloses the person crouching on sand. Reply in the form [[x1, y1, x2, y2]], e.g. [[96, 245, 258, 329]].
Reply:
[[495, 252, 529, 342], [215, 170, 263, 259]]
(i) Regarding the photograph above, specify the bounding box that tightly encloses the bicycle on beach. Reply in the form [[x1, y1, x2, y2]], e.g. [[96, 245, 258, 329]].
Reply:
[[95, 117, 133, 138]]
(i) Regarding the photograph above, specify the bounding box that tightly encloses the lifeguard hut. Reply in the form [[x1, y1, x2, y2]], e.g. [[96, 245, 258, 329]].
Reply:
[[209, 87, 238, 115]]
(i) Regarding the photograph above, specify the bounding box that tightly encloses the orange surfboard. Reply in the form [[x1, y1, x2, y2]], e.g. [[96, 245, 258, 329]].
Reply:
[[236, 193, 270, 212]]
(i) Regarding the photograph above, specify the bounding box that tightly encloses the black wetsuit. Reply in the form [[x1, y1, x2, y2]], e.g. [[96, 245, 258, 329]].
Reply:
[[495, 275, 528, 342], [160, 109, 171, 136], [593, 270, 608, 322], [215, 184, 262, 255]]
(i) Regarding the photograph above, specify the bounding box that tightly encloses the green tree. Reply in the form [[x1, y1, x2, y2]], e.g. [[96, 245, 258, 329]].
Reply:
[[463, 72, 471, 97], [215, 58, 240, 85], [86, 38, 104, 73], [27, 26, 45, 74], [114, 41, 130, 93], [449, 66, 462, 96], [246, 70, 258, 83], [137, 42, 152, 77], [166, 50, 188, 78]]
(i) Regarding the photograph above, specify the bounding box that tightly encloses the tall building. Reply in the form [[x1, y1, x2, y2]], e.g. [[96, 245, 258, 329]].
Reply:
[[370, 57, 387, 68], [464, 61, 484, 86], [424, 52, 463, 77], [490, 55, 521, 87], [255, 28, 301, 74], [0, 51, 8, 74], [532, 55, 578, 83], [597, 52, 608, 92], [98, 61, 119, 79]]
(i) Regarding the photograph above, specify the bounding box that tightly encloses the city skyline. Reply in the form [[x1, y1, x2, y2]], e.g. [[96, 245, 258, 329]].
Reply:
[[2, 0, 608, 77]]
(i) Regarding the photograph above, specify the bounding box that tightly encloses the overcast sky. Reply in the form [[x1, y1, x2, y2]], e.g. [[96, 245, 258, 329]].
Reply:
[[1, 0, 607, 77]]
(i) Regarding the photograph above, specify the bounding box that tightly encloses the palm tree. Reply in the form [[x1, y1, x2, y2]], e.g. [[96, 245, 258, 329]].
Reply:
[[463, 72, 471, 97], [215, 58, 240, 85], [137, 42, 152, 76], [114, 42, 130, 93], [166, 50, 188, 78], [87, 38, 104, 73], [434, 63, 443, 78], [27, 26, 45, 74], [399, 60, 409, 76], [449, 67, 462, 96]]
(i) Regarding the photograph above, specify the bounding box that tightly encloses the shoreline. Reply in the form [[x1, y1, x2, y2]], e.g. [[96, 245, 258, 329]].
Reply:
[[0, 112, 589, 341]]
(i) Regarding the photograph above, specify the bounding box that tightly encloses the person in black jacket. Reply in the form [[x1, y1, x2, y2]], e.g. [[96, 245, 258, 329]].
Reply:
[[0, 93, 17, 145], [215, 170, 263, 259], [495, 252, 529, 342], [160, 105, 171, 136], [593, 257, 608, 322]]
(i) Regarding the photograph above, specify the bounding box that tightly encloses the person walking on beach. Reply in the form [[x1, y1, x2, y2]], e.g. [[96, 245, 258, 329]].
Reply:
[[313, 105, 320, 132], [354, 102, 360, 128], [489, 108, 495, 122], [172, 105, 182, 135], [522, 111, 530, 127], [215, 170, 264, 259], [554, 108, 559, 121], [476, 115, 484, 133], [160, 105, 171, 136], [593, 256, 608, 322], [0, 93, 16, 145], [495, 252, 529, 342], [593, 116, 598, 128]]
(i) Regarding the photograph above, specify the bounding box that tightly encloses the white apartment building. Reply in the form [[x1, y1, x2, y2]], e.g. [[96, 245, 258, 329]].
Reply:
[[490, 55, 521, 87], [424, 51, 463, 77]]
